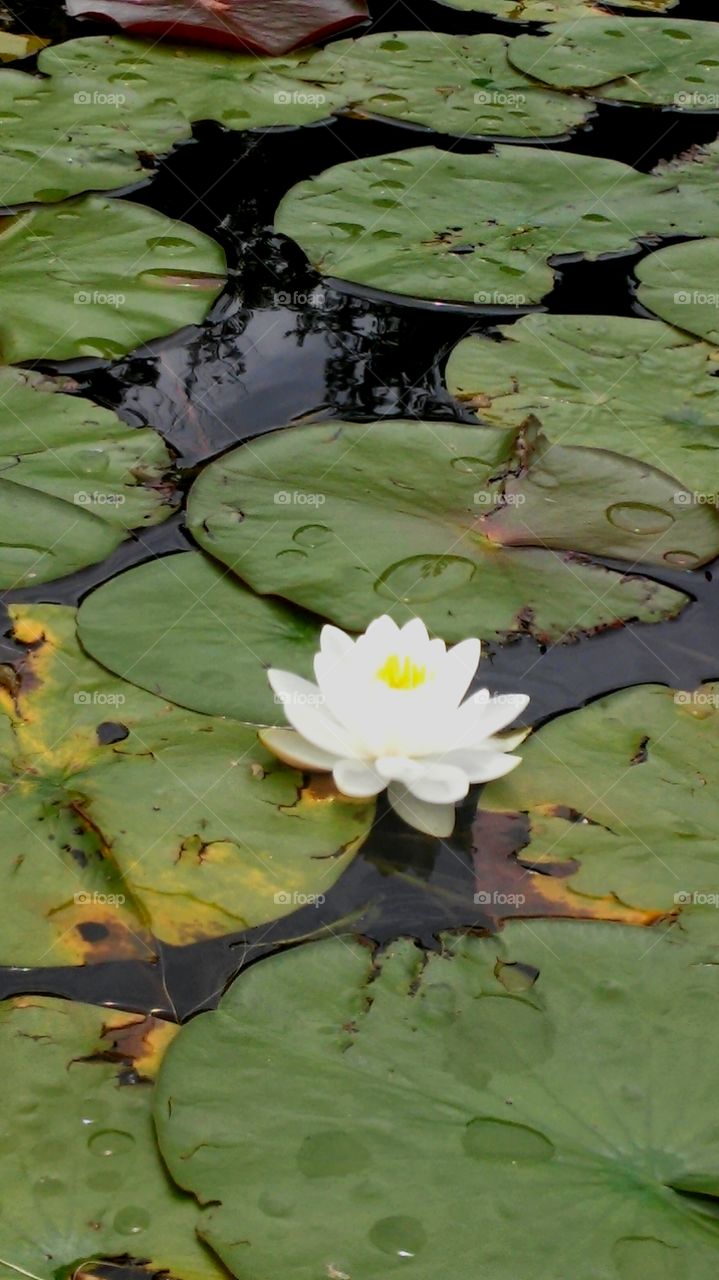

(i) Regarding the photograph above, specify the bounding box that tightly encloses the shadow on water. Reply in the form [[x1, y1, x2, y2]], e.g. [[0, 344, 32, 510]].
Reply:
[[0, 0, 718, 1018]]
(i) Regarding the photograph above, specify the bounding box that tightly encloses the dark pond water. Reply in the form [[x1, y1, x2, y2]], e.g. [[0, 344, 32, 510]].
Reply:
[[1, 0, 718, 1021]]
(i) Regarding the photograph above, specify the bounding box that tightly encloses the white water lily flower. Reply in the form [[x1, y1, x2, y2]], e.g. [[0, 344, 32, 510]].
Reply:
[[260, 615, 529, 838]]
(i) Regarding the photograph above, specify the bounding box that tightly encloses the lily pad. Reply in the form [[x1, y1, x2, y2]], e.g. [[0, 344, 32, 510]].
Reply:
[[305, 30, 593, 139], [77, 551, 321, 725], [274, 144, 719, 306], [0, 604, 373, 965], [435, 0, 677, 16], [446, 315, 719, 500], [0, 195, 226, 362], [509, 18, 719, 108], [155, 918, 719, 1280], [187, 418, 692, 645], [637, 239, 719, 345], [0, 366, 174, 587], [480, 682, 719, 915], [0, 997, 222, 1280], [65, 0, 369, 55]]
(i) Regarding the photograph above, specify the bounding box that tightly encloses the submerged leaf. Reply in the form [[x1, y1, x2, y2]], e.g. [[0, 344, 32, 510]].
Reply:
[[187, 418, 691, 644], [64, 0, 369, 55], [155, 919, 719, 1280]]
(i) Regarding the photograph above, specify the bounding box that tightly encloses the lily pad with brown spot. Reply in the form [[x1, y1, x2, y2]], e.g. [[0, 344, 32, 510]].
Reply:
[[188, 417, 694, 645], [479, 682, 719, 916], [0, 604, 374, 965], [0, 996, 223, 1280]]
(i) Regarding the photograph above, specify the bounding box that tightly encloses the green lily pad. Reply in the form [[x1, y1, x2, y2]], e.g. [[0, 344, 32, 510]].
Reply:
[[188, 418, 692, 645], [0, 604, 373, 965], [274, 145, 719, 306], [155, 918, 719, 1280], [305, 30, 592, 139], [480, 682, 719, 915], [637, 239, 719, 345], [435, 0, 677, 16], [0, 997, 222, 1280], [0, 195, 226, 363], [509, 18, 719, 108], [0, 367, 174, 587], [77, 551, 321, 725], [446, 315, 719, 500]]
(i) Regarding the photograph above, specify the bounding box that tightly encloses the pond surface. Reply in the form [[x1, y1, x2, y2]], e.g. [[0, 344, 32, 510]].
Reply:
[[0, 0, 717, 1016]]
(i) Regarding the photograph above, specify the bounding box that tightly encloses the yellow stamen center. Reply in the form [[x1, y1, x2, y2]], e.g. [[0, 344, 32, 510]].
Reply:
[[375, 654, 428, 690]]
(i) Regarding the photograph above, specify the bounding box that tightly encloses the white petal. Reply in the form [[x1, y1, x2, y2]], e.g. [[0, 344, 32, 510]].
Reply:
[[267, 669, 358, 755], [491, 727, 531, 752], [430, 747, 523, 783], [387, 783, 455, 837], [259, 728, 338, 772], [333, 758, 387, 798], [398, 616, 431, 646], [405, 762, 470, 805], [436, 637, 481, 708], [319, 624, 355, 659], [451, 692, 530, 747]]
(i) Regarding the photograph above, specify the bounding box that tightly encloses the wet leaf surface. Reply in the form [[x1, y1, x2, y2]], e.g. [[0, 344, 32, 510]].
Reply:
[[64, 0, 369, 55], [188, 417, 690, 644], [446, 314, 719, 500], [0, 367, 174, 588], [0, 196, 226, 363], [637, 238, 719, 344], [0, 603, 373, 964], [275, 143, 719, 307], [436, 0, 676, 15], [77, 550, 322, 725], [155, 918, 719, 1280], [0, 995, 223, 1280], [509, 18, 719, 107], [480, 682, 719, 916]]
